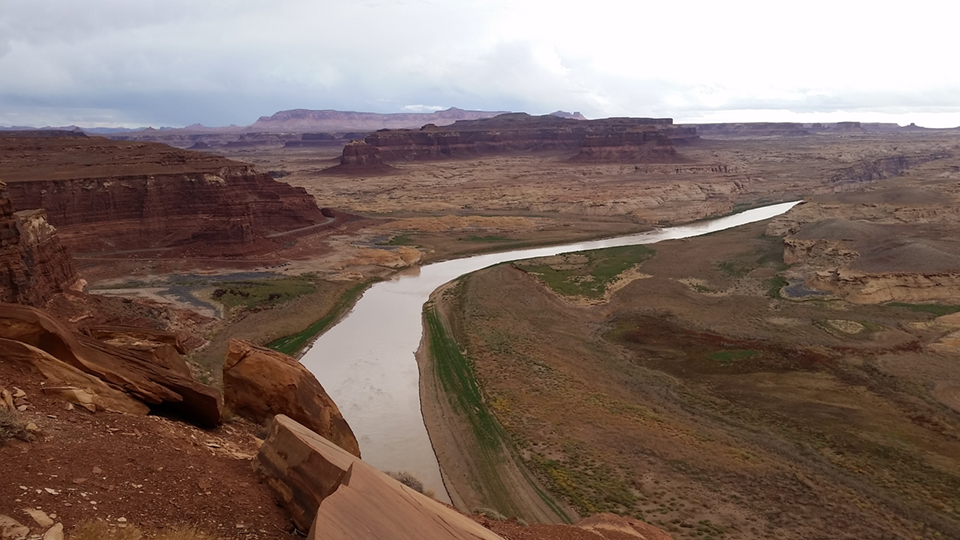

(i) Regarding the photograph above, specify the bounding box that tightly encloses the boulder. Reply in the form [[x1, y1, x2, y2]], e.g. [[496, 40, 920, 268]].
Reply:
[[0, 303, 220, 426], [257, 415, 502, 540], [0, 515, 29, 540], [223, 339, 359, 457]]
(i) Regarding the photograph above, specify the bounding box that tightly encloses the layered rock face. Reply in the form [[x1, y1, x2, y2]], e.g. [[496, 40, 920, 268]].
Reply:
[[339, 140, 385, 166], [0, 137, 326, 254], [353, 113, 697, 164], [0, 180, 77, 305], [223, 339, 360, 457]]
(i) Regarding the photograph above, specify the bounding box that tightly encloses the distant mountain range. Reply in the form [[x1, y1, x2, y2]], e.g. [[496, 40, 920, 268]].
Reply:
[[1, 107, 588, 135]]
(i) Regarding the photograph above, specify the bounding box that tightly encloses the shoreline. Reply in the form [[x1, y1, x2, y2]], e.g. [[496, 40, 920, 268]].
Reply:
[[414, 281, 575, 524]]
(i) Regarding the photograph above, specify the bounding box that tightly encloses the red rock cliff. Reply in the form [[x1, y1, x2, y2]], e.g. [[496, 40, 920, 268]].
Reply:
[[0, 180, 78, 305], [0, 137, 326, 254], [355, 113, 697, 163]]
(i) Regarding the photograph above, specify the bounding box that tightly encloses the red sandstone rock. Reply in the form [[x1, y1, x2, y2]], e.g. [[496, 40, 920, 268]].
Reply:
[[223, 339, 360, 457], [0, 180, 77, 305], [0, 337, 148, 415], [353, 113, 697, 164], [0, 137, 326, 255], [87, 325, 191, 376], [0, 303, 222, 427], [256, 415, 503, 539]]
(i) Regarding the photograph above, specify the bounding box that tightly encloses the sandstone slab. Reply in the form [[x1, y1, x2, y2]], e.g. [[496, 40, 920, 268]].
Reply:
[[223, 339, 359, 457], [256, 415, 502, 540]]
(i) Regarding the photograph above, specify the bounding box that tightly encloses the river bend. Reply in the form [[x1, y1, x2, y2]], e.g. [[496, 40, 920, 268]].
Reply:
[[299, 201, 800, 502]]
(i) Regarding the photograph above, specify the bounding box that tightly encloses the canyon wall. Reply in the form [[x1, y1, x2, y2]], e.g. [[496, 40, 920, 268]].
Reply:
[[0, 180, 77, 305], [0, 137, 326, 254], [355, 113, 697, 163]]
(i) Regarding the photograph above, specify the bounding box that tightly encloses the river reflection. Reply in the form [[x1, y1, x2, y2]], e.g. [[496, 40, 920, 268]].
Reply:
[[299, 201, 800, 502]]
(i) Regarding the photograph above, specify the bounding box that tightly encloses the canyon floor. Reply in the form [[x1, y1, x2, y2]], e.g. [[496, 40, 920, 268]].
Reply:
[[5, 129, 960, 538]]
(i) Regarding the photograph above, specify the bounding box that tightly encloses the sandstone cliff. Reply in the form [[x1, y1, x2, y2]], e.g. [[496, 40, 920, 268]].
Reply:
[[0, 180, 77, 305], [0, 137, 327, 255], [350, 113, 696, 165]]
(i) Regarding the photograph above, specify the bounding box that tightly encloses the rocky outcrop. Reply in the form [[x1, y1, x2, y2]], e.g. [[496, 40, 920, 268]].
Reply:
[[0, 137, 327, 255], [256, 415, 502, 539], [0, 181, 78, 305], [0, 303, 222, 427], [321, 140, 396, 175], [0, 337, 149, 415], [767, 177, 960, 303], [87, 325, 191, 376], [339, 140, 384, 166], [827, 153, 949, 186], [350, 114, 696, 165], [223, 339, 360, 457]]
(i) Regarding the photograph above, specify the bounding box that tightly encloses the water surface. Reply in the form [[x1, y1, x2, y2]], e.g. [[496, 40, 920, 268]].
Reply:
[[300, 201, 800, 501]]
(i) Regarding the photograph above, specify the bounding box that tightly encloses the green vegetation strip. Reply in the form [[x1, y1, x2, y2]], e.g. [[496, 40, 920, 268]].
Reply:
[[211, 276, 316, 310], [425, 304, 570, 522], [514, 245, 655, 299], [888, 302, 960, 317], [709, 349, 760, 365], [377, 233, 416, 246], [267, 282, 369, 356]]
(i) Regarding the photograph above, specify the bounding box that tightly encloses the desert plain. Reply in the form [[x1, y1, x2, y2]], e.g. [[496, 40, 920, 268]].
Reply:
[[2, 116, 960, 540]]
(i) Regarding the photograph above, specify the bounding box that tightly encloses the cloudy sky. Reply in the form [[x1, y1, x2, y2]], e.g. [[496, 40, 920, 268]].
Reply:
[[1, 0, 958, 128]]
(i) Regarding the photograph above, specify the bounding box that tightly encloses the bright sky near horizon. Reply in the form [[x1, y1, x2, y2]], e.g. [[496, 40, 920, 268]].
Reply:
[[1, 0, 958, 128]]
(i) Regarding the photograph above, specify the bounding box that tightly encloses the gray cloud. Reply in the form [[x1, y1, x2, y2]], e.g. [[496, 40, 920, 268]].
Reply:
[[2, 0, 959, 127]]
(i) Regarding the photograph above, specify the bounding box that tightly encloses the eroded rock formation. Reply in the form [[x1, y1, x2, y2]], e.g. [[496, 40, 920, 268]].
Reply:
[[347, 113, 697, 165], [0, 180, 78, 305], [0, 137, 327, 255], [0, 303, 222, 427], [767, 171, 960, 303], [223, 339, 360, 457]]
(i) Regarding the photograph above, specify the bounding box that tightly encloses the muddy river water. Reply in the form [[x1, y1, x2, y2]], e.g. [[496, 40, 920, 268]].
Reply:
[[299, 201, 799, 502]]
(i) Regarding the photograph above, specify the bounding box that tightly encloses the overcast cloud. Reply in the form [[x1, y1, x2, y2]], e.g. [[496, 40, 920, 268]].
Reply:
[[1, 0, 958, 128]]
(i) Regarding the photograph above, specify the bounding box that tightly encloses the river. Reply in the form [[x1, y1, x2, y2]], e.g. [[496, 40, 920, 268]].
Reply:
[[299, 201, 800, 502]]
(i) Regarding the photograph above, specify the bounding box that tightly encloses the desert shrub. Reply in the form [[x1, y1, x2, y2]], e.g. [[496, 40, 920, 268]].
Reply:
[[0, 408, 31, 445], [387, 470, 425, 493], [473, 507, 507, 521]]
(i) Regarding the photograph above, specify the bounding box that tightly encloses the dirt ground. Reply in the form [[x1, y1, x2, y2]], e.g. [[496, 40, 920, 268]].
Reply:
[[0, 361, 295, 539], [442, 216, 960, 540]]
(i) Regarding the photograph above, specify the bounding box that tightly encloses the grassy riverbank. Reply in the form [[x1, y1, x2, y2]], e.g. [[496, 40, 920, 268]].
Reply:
[[419, 291, 573, 524], [268, 281, 371, 356], [188, 278, 367, 382]]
